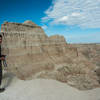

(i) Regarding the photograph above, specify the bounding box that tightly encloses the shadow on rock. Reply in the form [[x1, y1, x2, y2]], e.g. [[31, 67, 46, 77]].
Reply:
[[2, 71, 15, 88]]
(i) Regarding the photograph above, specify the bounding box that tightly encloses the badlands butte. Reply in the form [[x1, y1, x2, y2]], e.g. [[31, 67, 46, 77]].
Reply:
[[1, 20, 100, 90]]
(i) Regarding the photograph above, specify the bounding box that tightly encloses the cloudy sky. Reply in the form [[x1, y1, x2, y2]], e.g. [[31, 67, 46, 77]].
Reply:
[[0, 0, 100, 43]]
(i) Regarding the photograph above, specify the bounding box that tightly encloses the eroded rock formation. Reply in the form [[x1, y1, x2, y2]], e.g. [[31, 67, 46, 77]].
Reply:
[[0, 21, 100, 90]]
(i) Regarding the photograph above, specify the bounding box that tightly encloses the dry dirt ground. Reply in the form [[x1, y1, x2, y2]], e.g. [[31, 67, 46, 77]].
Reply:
[[0, 71, 100, 100]]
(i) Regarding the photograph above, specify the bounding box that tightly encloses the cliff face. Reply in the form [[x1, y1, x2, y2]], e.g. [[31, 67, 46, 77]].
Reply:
[[1, 21, 68, 78], [1, 21, 100, 90]]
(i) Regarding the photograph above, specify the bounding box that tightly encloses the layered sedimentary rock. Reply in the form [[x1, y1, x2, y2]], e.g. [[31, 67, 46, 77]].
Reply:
[[0, 21, 100, 90], [1, 21, 67, 78]]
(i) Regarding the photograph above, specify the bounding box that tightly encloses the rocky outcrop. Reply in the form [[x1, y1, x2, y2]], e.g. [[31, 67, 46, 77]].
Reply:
[[0, 21, 100, 90], [0, 21, 68, 78]]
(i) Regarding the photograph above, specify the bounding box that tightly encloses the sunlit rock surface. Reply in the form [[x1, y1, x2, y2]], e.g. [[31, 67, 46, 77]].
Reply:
[[1, 21, 100, 90]]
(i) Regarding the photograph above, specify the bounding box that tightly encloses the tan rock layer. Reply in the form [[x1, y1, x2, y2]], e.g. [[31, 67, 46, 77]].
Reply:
[[0, 21, 100, 90]]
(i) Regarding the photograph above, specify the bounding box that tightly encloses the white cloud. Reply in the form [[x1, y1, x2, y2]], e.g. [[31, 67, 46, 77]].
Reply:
[[42, 0, 100, 28], [57, 16, 69, 22], [71, 12, 81, 17], [42, 25, 47, 30]]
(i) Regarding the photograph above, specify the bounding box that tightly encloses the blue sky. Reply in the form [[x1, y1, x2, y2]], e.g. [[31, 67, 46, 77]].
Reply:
[[0, 0, 100, 43]]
